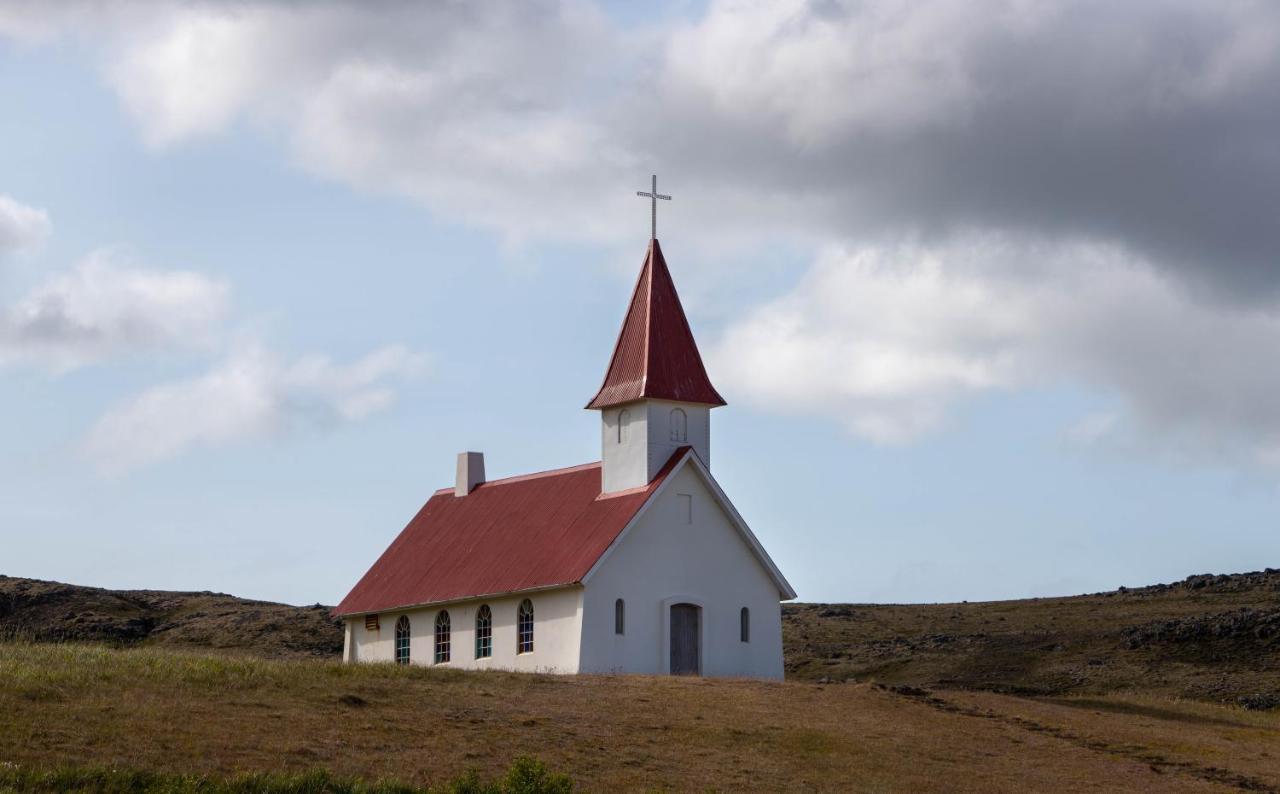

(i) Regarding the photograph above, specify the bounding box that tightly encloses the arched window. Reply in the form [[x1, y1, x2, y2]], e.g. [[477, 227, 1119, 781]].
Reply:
[[740, 607, 750, 643], [617, 410, 630, 444], [517, 598, 534, 654], [670, 408, 687, 443], [615, 598, 625, 635], [434, 611, 451, 664], [394, 615, 411, 665], [475, 605, 492, 659]]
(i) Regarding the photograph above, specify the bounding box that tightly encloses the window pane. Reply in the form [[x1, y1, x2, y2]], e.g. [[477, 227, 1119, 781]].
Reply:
[[475, 605, 492, 659], [395, 615, 411, 665], [435, 611, 451, 664], [518, 599, 534, 654], [615, 598, 625, 635]]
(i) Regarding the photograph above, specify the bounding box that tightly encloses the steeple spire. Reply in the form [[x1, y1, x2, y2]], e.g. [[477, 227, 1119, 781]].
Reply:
[[586, 239, 726, 410]]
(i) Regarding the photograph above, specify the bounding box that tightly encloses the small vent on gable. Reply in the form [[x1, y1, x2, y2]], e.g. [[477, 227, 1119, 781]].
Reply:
[[364, 614, 380, 632], [678, 493, 692, 524]]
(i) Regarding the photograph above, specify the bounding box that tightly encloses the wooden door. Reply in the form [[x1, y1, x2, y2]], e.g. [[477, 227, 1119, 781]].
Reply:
[[670, 603, 701, 676]]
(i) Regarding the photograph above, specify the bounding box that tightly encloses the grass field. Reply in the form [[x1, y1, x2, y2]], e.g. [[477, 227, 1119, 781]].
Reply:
[[3, 642, 1279, 792]]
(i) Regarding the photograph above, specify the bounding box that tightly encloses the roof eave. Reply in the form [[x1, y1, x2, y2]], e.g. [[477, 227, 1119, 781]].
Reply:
[[332, 581, 584, 619]]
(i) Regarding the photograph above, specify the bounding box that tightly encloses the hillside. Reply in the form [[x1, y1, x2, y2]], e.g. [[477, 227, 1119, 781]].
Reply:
[[785, 569, 1280, 705], [0, 575, 342, 658], [2, 642, 1278, 792], [3, 569, 1278, 706]]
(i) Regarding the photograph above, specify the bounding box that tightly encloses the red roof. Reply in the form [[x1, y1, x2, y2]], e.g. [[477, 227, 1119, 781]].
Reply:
[[332, 448, 692, 616], [586, 239, 726, 410]]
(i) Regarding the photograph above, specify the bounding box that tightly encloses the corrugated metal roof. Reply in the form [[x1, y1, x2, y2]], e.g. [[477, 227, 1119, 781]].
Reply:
[[332, 448, 692, 617], [586, 239, 727, 410]]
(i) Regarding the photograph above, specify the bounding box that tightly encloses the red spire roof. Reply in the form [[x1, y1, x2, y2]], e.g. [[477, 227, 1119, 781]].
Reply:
[[586, 239, 726, 410]]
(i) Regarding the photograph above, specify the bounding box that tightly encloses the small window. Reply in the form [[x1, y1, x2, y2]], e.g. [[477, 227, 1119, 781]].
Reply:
[[475, 604, 492, 659], [365, 614, 380, 632], [617, 409, 630, 444], [434, 610, 451, 664], [517, 598, 534, 654], [615, 598, 625, 635], [394, 615, 411, 665], [740, 607, 750, 643], [670, 408, 687, 442], [677, 493, 692, 524]]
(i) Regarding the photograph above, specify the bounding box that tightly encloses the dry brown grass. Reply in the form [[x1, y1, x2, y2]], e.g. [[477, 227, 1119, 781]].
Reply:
[[3, 643, 1278, 792]]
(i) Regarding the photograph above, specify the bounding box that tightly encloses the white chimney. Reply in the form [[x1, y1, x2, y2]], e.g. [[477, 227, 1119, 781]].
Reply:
[[455, 451, 485, 497]]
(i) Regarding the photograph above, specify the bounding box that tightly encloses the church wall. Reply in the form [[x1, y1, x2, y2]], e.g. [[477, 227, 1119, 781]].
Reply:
[[346, 586, 583, 673], [601, 400, 711, 493], [645, 400, 710, 477], [578, 461, 785, 679], [601, 404, 649, 493]]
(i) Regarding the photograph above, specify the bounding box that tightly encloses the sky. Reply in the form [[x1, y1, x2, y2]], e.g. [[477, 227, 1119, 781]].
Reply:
[[2, 0, 1279, 606]]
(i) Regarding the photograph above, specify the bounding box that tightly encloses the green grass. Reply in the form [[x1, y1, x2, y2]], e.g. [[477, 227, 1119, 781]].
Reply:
[[0, 641, 468, 694], [0, 757, 571, 794]]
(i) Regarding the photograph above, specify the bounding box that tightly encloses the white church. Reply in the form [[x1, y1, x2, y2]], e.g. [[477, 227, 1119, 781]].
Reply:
[[334, 205, 796, 678]]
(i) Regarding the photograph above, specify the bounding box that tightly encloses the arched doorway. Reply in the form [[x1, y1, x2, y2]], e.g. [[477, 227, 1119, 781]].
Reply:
[[669, 603, 701, 676]]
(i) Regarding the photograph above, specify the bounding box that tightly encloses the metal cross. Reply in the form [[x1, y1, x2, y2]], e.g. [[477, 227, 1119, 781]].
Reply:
[[636, 174, 671, 240]]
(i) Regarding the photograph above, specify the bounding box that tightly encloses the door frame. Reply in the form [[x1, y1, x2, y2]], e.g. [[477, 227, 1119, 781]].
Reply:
[[660, 595, 706, 676]]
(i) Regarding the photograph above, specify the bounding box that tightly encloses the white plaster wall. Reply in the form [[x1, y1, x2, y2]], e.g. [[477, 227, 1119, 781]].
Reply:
[[601, 404, 649, 493], [347, 587, 583, 673], [579, 462, 786, 679], [646, 400, 710, 478], [601, 400, 712, 493]]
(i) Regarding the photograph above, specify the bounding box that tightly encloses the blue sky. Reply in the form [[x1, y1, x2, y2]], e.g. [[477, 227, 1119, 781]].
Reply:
[[2, 2, 1279, 606]]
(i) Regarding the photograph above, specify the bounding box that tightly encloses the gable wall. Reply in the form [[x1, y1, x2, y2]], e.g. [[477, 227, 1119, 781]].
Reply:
[[579, 463, 785, 678], [344, 586, 582, 673]]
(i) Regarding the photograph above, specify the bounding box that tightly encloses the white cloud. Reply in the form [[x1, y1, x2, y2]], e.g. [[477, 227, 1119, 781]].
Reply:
[[10, 2, 1279, 272], [713, 236, 1280, 465], [663, 0, 994, 145], [712, 242, 1028, 442], [0, 194, 52, 256], [106, 6, 272, 147], [9, 0, 1280, 469], [84, 344, 427, 472], [0, 208, 426, 469], [32, 2, 638, 241], [0, 250, 228, 371]]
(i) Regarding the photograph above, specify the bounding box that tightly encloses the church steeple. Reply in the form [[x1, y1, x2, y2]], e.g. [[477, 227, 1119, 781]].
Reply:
[[590, 238, 724, 493], [586, 239, 726, 411]]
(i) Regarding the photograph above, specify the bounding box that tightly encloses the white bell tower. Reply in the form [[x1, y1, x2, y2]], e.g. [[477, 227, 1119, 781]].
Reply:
[[587, 236, 725, 494]]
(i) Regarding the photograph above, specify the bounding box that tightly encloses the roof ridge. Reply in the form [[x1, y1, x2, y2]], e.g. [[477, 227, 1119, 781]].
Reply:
[[439, 460, 601, 494], [640, 238, 654, 395]]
